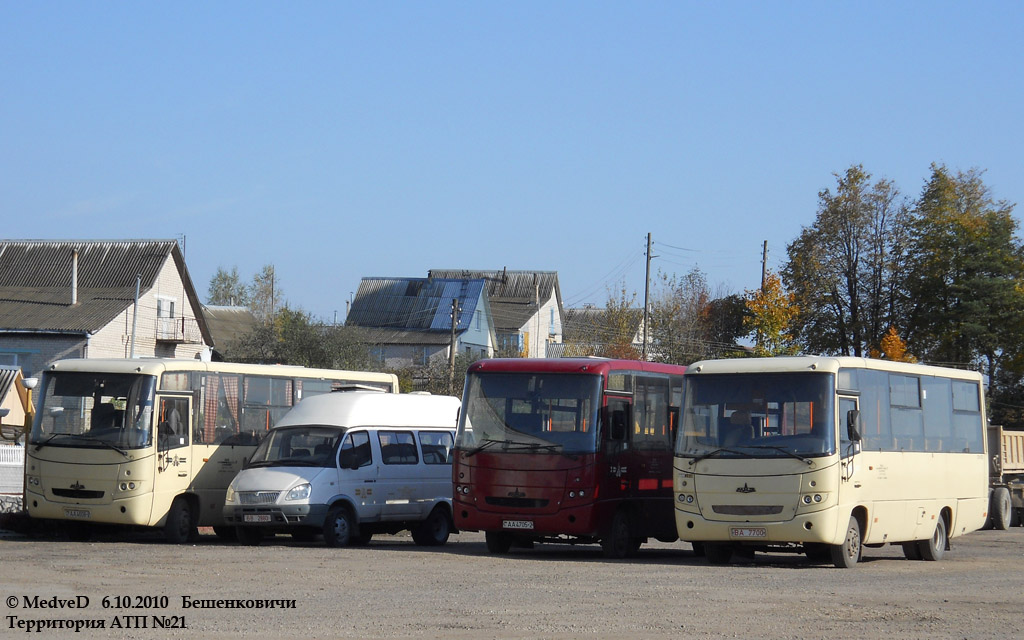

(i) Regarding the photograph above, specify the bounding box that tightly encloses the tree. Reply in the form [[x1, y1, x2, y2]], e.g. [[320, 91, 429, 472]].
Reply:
[[207, 266, 249, 306], [901, 165, 1024, 397], [744, 272, 800, 357], [225, 306, 371, 370], [599, 284, 642, 359], [647, 268, 743, 364], [783, 165, 909, 356], [250, 264, 282, 323]]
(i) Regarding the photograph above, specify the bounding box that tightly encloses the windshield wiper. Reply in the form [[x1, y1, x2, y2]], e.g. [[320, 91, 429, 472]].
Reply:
[[33, 433, 62, 451], [687, 447, 756, 465], [73, 435, 130, 457], [464, 438, 513, 457], [743, 445, 815, 465]]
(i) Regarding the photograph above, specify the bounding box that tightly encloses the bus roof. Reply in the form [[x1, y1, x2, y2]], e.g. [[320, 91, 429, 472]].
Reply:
[[685, 356, 982, 381], [44, 358, 399, 386], [467, 358, 686, 376], [273, 391, 461, 430]]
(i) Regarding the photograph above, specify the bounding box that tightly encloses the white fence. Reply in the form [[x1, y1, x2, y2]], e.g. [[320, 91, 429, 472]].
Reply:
[[0, 445, 24, 495]]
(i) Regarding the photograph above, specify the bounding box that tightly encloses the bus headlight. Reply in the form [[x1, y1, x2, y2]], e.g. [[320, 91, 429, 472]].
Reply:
[[286, 483, 311, 501], [26, 475, 40, 487]]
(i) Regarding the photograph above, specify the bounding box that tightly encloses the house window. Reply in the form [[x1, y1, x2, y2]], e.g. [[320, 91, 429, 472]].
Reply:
[[370, 346, 385, 364], [156, 297, 177, 340], [414, 346, 429, 366], [549, 308, 555, 336], [476, 311, 480, 331]]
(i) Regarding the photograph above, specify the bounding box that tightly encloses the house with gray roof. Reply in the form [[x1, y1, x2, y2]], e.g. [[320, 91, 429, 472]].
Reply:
[[0, 240, 212, 376], [345, 277, 496, 369], [427, 269, 563, 357]]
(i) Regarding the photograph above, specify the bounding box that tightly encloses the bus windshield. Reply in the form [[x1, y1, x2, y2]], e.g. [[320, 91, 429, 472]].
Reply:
[[456, 372, 602, 455], [247, 426, 344, 468], [30, 372, 158, 451], [677, 372, 836, 459]]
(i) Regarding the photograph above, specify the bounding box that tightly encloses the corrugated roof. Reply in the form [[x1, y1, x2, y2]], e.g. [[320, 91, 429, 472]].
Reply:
[[202, 305, 259, 349], [427, 269, 563, 332], [0, 240, 211, 343], [346, 278, 484, 333]]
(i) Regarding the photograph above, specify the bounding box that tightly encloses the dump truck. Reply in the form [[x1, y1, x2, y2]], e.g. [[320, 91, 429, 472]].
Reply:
[[987, 425, 1024, 529]]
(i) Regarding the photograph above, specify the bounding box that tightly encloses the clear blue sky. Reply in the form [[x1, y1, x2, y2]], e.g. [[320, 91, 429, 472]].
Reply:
[[3, 2, 1021, 322]]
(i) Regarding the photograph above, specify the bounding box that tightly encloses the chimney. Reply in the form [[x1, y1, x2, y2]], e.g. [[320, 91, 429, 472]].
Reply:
[[71, 249, 79, 305]]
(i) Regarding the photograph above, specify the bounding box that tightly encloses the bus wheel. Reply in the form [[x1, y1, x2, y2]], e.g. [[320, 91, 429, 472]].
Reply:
[[164, 498, 198, 544], [65, 521, 92, 542], [601, 510, 635, 559], [235, 526, 263, 546], [804, 543, 831, 563], [991, 487, 1013, 531], [918, 516, 947, 561], [485, 532, 513, 554], [704, 543, 733, 565], [830, 516, 862, 568], [412, 507, 451, 546], [902, 541, 922, 560], [323, 505, 353, 547]]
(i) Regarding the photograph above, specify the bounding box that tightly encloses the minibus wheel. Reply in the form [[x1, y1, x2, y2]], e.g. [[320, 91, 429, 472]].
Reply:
[[704, 543, 733, 565], [323, 505, 353, 547], [411, 507, 451, 546], [830, 516, 862, 568], [164, 497, 198, 544]]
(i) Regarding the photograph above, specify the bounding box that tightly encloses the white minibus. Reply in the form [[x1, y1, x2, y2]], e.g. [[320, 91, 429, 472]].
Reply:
[[224, 391, 460, 547]]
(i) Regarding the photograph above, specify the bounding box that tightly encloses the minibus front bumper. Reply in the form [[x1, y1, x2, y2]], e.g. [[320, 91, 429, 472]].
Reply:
[[223, 503, 330, 529]]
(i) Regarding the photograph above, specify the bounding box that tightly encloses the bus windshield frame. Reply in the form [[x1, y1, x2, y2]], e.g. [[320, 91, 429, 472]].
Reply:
[[29, 371, 158, 451], [456, 372, 603, 455], [677, 372, 836, 459]]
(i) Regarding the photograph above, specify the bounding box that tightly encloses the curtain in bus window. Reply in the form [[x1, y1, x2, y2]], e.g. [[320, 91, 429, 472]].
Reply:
[[201, 374, 240, 444]]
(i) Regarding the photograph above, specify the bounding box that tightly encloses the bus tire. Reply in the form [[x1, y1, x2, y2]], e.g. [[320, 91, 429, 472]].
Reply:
[[991, 487, 1012, 530], [704, 543, 733, 565], [411, 507, 451, 546], [235, 526, 263, 546], [902, 541, 922, 560], [164, 497, 198, 544], [65, 521, 92, 542], [323, 505, 353, 548], [804, 543, 831, 563], [601, 510, 635, 559], [830, 516, 862, 568], [918, 516, 947, 561], [485, 531, 513, 554]]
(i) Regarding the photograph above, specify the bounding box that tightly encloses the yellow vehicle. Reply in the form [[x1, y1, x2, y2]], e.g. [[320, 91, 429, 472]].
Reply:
[[24, 358, 398, 542], [674, 356, 988, 568]]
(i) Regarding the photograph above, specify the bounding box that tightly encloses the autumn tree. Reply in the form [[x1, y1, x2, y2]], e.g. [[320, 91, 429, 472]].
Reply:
[[784, 165, 909, 356], [647, 268, 745, 364], [207, 266, 250, 307], [744, 272, 800, 357], [596, 284, 642, 359], [249, 264, 282, 323]]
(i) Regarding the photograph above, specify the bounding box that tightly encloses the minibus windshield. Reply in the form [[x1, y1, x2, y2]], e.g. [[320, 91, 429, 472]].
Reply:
[[247, 426, 344, 468]]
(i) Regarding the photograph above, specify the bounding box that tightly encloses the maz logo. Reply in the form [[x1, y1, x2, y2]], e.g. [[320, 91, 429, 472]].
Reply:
[[736, 483, 756, 494], [507, 488, 526, 499], [70, 481, 85, 491]]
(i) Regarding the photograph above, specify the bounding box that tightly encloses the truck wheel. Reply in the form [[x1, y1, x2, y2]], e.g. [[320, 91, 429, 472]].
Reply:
[[918, 516, 947, 561], [164, 498, 198, 544], [830, 516, 862, 568], [322, 505, 353, 548], [411, 507, 451, 546], [235, 526, 263, 546], [991, 487, 1012, 530], [485, 531, 513, 554], [601, 510, 635, 559]]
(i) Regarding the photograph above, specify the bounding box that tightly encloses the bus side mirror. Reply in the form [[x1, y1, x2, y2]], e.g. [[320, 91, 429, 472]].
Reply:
[[847, 409, 862, 442]]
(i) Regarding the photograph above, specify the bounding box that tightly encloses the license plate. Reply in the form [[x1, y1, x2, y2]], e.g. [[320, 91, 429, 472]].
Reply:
[[244, 514, 272, 523], [64, 509, 91, 519], [503, 520, 534, 530], [731, 527, 766, 538]]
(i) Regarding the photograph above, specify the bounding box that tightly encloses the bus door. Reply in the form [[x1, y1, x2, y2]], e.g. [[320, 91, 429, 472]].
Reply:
[[154, 395, 192, 520], [603, 395, 634, 507]]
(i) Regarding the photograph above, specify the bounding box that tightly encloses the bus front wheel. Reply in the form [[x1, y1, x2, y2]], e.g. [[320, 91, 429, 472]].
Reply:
[[704, 543, 733, 565], [830, 516, 862, 568], [601, 510, 636, 559], [485, 532, 513, 554], [164, 498, 198, 544]]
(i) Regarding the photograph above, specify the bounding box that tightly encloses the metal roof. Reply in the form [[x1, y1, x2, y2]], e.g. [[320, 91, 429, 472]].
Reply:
[[0, 240, 211, 342], [346, 278, 485, 333], [201, 305, 259, 350], [427, 269, 563, 332]]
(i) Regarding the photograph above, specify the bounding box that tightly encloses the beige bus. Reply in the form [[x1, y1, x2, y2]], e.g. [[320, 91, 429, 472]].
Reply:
[[674, 356, 988, 568], [24, 358, 398, 542]]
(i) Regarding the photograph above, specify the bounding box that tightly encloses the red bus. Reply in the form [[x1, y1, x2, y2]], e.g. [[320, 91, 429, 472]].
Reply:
[[453, 358, 686, 557]]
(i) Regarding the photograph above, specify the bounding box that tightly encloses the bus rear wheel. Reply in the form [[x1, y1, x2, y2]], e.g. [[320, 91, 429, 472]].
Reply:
[[918, 516, 947, 561], [830, 516, 862, 568]]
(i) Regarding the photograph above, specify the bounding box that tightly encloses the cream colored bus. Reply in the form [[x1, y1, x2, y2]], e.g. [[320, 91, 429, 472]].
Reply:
[[674, 356, 988, 568], [25, 358, 398, 542]]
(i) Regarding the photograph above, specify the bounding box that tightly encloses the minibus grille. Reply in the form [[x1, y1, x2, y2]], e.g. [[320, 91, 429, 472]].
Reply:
[[711, 505, 784, 516], [238, 491, 281, 505]]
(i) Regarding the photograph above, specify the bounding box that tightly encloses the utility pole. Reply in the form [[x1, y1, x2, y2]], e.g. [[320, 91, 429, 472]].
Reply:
[[642, 233, 653, 360], [761, 240, 769, 290], [448, 298, 460, 395]]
